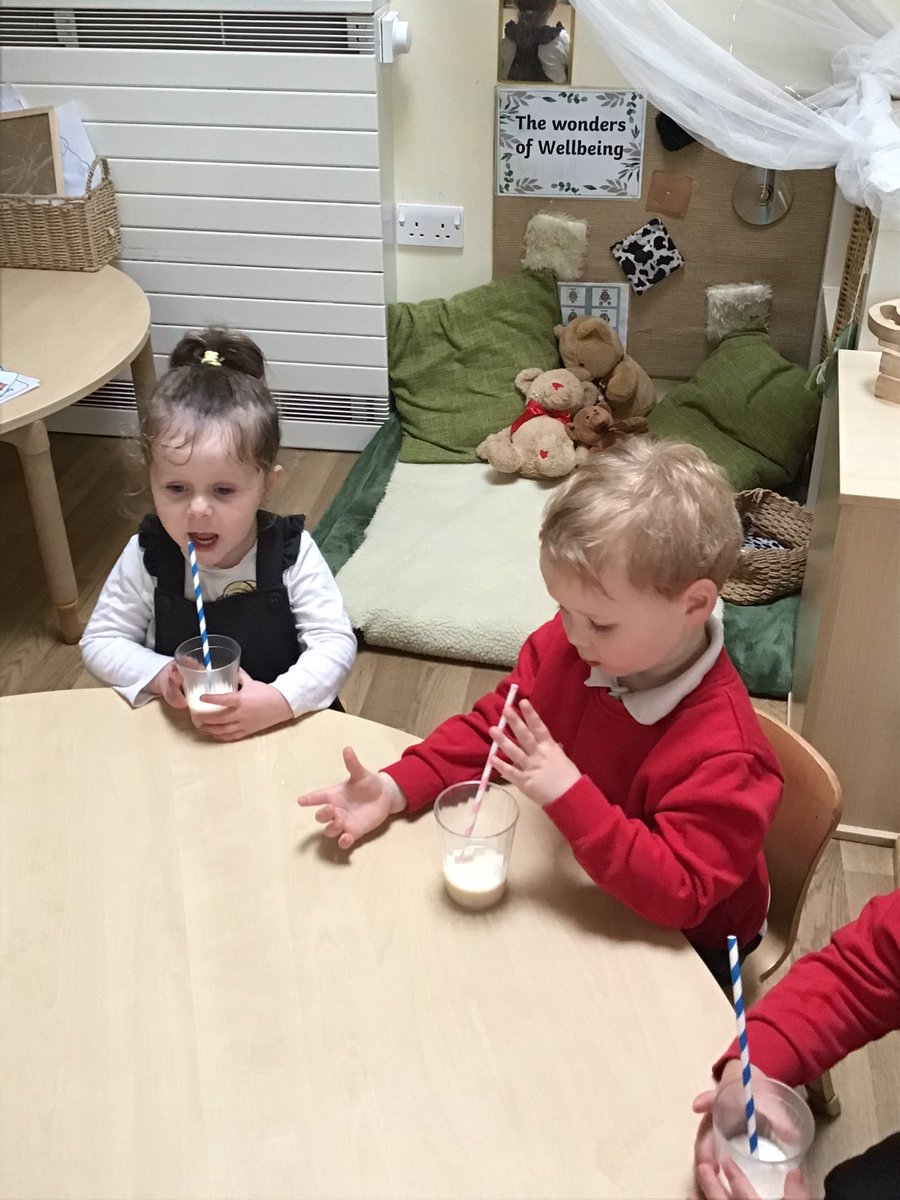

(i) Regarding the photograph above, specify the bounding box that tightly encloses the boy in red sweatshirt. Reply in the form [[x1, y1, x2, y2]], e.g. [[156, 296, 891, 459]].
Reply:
[[299, 440, 783, 981], [693, 888, 900, 1199]]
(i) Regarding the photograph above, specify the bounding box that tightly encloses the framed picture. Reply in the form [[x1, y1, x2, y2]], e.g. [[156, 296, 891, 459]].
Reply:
[[0, 106, 64, 196], [498, 1, 574, 86]]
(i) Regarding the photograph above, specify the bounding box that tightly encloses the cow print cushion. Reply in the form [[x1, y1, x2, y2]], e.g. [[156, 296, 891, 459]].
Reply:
[[610, 218, 684, 295]]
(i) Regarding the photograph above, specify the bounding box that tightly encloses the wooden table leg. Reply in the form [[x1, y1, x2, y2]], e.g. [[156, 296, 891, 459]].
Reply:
[[1, 420, 82, 644], [130, 334, 157, 406]]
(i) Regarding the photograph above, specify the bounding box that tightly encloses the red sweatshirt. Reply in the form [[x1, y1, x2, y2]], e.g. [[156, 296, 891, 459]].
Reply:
[[714, 889, 900, 1086], [384, 615, 782, 947]]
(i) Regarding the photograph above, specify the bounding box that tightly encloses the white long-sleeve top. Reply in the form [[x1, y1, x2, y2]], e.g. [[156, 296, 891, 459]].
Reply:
[[80, 530, 357, 715]]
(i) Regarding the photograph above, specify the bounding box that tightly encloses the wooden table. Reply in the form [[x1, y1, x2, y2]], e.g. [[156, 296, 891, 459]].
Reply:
[[0, 691, 734, 1200], [0, 267, 155, 643], [791, 350, 900, 841]]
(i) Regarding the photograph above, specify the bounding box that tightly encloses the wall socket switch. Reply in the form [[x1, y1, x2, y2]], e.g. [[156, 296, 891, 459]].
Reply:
[[396, 204, 464, 248]]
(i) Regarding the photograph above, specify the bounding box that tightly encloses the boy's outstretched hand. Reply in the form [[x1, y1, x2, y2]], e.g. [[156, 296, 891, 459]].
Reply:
[[489, 697, 580, 807], [297, 747, 406, 850]]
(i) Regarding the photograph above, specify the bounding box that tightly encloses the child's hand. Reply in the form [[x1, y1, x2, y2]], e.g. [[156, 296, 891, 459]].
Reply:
[[692, 1062, 811, 1199], [695, 1161, 809, 1199], [488, 697, 580, 807], [692, 1059, 742, 1190], [297, 747, 406, 850], [149, 662, 188, 710], [192, 669, 293, 741]]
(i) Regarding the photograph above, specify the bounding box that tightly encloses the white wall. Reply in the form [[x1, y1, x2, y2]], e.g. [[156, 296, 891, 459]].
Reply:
[[391, 0, 900, 303], [390, 0, 497, 304]]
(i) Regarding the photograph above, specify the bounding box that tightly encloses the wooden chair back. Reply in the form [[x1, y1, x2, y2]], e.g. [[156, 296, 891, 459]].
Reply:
[[747, 710, 843, 988]]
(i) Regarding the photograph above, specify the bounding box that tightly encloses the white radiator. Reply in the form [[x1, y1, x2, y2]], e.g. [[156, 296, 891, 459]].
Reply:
[[2, 0, 405, 450]]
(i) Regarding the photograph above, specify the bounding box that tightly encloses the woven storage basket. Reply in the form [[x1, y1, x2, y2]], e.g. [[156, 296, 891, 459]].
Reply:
[[0, 157, 121, 272], [722, 488, 813, 605]]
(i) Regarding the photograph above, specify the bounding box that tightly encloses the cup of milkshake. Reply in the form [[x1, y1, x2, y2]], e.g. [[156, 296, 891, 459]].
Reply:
[[434, 782, 519, 911], [712, 1076, 814, 1200], [174, 634, 241, 726]]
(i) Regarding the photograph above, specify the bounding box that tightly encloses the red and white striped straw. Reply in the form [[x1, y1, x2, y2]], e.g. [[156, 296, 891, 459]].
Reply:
[[464, 683, 519, 837]]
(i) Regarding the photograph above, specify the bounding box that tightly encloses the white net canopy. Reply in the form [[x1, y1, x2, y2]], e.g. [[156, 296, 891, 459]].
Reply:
[[572, 0, 900, 217]]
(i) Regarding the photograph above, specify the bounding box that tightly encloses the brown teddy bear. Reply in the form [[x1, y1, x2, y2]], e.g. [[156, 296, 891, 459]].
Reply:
[[566, 402, 649, 454], [477, 366, 598, 479], [555, 316, 655, 420]]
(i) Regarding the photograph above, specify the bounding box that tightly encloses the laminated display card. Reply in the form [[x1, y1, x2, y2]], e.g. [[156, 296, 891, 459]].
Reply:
[[497, 87, 645, 198]]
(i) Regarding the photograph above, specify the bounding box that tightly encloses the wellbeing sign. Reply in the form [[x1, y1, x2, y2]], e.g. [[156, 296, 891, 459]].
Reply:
[[496, 88, 646, 199]]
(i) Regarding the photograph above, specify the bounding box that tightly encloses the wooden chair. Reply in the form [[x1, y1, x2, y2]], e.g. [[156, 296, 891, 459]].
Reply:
[[744, 710, 844, 1117]]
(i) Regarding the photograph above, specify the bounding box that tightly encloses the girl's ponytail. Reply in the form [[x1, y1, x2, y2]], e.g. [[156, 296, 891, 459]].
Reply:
[[169, 327, 266, 379]]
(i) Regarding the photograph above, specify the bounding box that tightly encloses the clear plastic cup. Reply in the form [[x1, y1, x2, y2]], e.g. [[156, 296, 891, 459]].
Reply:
[[434, 781, 519, 911], [712, 1076, 815, 1200], [174, 634, 241, 726]]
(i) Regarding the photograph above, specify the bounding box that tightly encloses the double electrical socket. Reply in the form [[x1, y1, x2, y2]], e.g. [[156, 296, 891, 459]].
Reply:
[[396, 204, 464, 248]]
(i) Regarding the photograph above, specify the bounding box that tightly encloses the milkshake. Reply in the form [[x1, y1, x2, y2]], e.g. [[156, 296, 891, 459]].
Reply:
[[434, 782, 518, 912], [174, 634, 241, 731], [443, 846, 508, 910], [186, 680, 236, 717], [712, 1078, 814, 1200], [718, 1135, 788, 1200]]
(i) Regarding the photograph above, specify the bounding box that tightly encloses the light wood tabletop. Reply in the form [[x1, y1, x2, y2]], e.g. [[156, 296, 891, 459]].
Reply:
[[0, 267, 156, 643], [0, 690, 734, 1200], [0, 266, 153, 432]]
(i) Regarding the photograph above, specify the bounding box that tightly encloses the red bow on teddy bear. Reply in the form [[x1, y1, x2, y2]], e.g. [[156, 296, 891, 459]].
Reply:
[[509, 385, 572, 435]]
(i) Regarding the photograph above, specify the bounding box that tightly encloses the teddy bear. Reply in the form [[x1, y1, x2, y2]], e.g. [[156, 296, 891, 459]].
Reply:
[[555, 316, 655, 420], [477, 366, 598, 479], [566, 402, 649, 454]]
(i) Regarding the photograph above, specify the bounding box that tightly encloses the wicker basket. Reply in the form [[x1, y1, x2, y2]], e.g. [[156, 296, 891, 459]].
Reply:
[[722, 488, 813, 605], [0, 157, 121, 272]]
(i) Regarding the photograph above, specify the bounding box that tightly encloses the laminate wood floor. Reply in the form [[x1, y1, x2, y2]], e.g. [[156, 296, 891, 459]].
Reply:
[[2, 433, 897, 1195]]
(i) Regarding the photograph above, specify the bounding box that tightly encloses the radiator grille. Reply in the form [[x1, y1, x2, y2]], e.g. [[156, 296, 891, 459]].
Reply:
[[77, 379, 390, 425], [0, 8, 376, 52]]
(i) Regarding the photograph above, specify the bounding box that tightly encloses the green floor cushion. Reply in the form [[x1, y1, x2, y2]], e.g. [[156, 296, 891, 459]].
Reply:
[[646, 330, 821, 491], [312, 413, 402, 575], [723, 595, 798, 699], [314, 420, 799, 700], [389, 269, 563, 464]]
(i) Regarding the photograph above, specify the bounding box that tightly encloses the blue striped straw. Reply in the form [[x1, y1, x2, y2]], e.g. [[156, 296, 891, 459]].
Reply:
[[727, 934, 759, 1156], [187, 540, 211, 668]]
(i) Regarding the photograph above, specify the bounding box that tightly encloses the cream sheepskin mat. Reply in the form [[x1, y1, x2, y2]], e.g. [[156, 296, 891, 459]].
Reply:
[[335, 463, 561, 666]]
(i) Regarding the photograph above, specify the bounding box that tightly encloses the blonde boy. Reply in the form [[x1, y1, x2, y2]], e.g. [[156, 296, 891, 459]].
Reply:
[[299, 440, 782, 978]]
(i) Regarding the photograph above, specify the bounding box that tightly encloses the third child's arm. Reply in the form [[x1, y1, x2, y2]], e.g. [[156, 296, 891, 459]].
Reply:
[[713, 890, 900, 1087]]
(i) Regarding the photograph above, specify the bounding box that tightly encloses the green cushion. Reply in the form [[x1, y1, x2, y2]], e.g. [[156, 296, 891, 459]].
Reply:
[[723, 595, 798, 699], [311, 413, 402, 575], [646, 331, 822, 490], [389, 269, 563, 464]]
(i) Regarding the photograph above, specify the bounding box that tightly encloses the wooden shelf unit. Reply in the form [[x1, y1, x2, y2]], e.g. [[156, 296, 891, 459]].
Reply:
[[791, 350, 900, 843]]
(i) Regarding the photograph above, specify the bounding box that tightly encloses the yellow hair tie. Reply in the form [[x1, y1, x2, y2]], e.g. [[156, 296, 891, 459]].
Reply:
[[200, 349, 222, 367]]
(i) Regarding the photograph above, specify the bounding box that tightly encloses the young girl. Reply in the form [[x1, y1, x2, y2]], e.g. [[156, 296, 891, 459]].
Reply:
[[81, 327, 357, 742], [501, 0, 570, 84]]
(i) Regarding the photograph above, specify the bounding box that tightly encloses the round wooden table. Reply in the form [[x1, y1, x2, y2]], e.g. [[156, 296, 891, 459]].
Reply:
[[0, 691, 734, 1200], [0, 267, 154, 643]]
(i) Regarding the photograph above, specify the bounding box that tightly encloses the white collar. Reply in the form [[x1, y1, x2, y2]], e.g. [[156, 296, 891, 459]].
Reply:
[[584, 616, 724, 726]]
